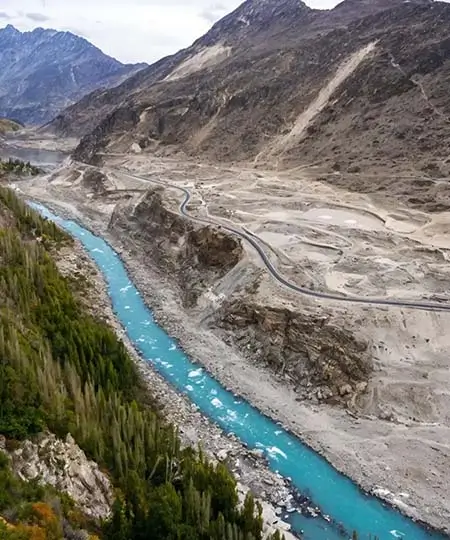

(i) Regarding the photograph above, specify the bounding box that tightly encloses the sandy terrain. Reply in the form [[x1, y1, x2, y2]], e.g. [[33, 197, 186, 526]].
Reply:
[[164, 44, 232, 82], [258, 41, 378, 163], [109, 153, 450, 302], [13, 152, 450, 536], [1, 132, 79, 153]]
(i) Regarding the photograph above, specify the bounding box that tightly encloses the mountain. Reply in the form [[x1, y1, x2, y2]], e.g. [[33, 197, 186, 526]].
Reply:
[[0, 24, 146, 125], [52, 0, 450, 210], [0, 118, 22, 134]]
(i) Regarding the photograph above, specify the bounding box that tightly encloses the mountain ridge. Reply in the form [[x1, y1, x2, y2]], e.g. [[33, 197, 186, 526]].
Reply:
[[0, 24, 147, 125], [53, 0, 450, 210]]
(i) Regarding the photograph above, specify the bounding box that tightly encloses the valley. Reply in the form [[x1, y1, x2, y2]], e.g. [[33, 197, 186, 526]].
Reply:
[[0, 157, 287, 540], [2, 0, 450, 538], [8, 140, 450, 538]]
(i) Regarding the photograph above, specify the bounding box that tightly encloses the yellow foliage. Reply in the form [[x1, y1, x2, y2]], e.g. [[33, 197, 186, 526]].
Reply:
[[31, 503, 57, 526], [0, 519, 46, 540], [0, 516, 14, 529], [16, 524, 46, 540]]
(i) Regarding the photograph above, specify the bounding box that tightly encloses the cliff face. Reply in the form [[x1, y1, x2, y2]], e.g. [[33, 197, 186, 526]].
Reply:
[[216, 299, 370, 402], [110, 188, 244, 307], [1, 433, 113, 520]]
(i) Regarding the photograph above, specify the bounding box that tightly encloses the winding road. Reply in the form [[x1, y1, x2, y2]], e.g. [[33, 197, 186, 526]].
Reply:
[[115, 167, 450, 313]]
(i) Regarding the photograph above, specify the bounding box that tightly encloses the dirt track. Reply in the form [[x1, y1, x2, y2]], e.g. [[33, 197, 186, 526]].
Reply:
[[107, 153, 450, 303]]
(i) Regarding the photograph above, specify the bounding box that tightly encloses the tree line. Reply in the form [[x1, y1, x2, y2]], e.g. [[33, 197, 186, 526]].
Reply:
[[0, 158, 41, 176]]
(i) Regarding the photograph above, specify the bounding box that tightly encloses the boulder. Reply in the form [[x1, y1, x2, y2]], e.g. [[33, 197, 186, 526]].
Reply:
[[5, 433, 113, 520]]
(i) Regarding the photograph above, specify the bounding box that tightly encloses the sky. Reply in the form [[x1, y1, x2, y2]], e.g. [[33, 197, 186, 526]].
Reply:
[[0, 0, 340, 64]]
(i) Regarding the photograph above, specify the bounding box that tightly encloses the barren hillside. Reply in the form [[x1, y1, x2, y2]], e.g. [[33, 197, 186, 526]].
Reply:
[[49, 0, 450, 211]]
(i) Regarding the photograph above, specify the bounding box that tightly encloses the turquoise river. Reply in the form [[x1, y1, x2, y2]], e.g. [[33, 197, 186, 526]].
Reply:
[[32, 203, 449, 540]]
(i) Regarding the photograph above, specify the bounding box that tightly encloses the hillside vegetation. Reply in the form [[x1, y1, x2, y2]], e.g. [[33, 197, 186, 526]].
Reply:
[[0, 158, 41, 176], [0, 186, 279, 540], [0, 451, 96, 540], [0, 118, 22, 134]]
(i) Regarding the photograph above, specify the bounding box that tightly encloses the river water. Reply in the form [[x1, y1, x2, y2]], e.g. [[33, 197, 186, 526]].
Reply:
[[0, 144, 66, 169], [30, 202, 448, 540]]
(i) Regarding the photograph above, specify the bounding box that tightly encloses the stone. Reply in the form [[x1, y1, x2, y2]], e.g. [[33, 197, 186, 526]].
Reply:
[[21, 462, 39, 480], [130, 142, 142, 154], [249, 448, 265, 460], [217, 449, 228, 461], [355, 381, 368, 393], [5, 433, 113, 520], [66, 433, 76, 446], [339, 384, 353, 397]]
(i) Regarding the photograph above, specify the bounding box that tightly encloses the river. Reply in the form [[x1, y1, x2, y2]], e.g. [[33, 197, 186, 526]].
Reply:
[[28, 202, 449, 540], [0, 144, 66, 169]]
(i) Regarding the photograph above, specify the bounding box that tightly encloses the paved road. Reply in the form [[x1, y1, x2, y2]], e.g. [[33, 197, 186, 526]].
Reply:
[[117, 168, 450, 313]]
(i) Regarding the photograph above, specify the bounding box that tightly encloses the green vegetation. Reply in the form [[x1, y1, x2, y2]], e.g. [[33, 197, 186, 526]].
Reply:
[[0, 158, 41, 177], [0, 118, 22, 135], [0, 185, 277, 540], [0, 452, 95, 540]]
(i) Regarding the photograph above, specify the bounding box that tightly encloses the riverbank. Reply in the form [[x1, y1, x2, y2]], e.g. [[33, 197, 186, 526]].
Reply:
[[18, 167, 450, 537], [54, 237, 298, 540], [105, 220, 450, 537]]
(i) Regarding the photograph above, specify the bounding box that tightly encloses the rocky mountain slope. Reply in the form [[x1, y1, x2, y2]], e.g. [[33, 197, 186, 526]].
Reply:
[[50, 0, 450, 210], [1, 433, 113, 520], [0, 24, 146, 125], [0, 118, 22, 134]]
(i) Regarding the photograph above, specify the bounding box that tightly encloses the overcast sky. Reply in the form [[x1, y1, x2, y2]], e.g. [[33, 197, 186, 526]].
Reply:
[[0, 0, 357, 64]]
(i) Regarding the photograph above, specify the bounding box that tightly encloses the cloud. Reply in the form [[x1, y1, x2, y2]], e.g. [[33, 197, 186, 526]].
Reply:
[[200, 9, 221, 24], [25, 12, 50, 22], [200, 2, 229, 24], [0, 0, 247, 63], [0, 12, 11, 20]]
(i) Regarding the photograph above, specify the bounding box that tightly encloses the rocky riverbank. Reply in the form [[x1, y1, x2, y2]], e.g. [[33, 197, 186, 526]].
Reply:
[[55, 239, 298, 539], [19, 170, 450, 536], [102, 225, 450, 537]]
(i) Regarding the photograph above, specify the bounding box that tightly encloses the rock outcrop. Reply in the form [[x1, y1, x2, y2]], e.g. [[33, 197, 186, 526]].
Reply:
[[81, 169, 110, 197], [108, 189, 371, 403], [110, 188, 244, 307], [2, 433, 113, 520], [216, 298, 371, 402]]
